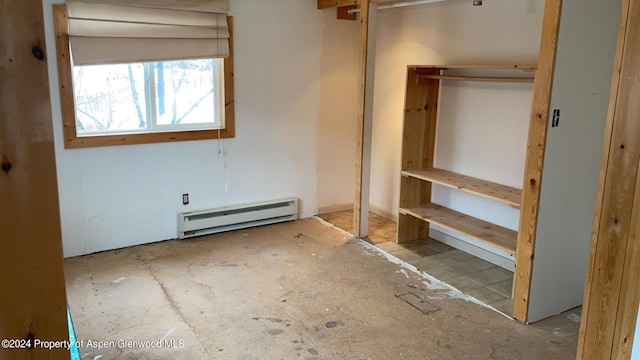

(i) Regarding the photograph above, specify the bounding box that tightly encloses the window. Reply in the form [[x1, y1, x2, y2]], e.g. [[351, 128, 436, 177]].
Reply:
[[53, 4, 235, 148], [73, 59, 224, 135]]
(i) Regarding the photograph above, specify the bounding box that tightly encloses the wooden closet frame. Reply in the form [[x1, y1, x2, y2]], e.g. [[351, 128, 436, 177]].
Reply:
[[578, 0, 640, 357], [326, 0, 563, 322], [1, 1, 69, 358], [318, 1, 640, 353]]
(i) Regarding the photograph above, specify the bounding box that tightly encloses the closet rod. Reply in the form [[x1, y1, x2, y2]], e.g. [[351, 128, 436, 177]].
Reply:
[[348, 0, 448, 14]]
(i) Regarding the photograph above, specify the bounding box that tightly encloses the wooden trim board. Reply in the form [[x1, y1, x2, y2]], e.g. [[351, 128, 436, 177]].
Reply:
[[512, 0, 562, 323], [223, 16, 236, 140]]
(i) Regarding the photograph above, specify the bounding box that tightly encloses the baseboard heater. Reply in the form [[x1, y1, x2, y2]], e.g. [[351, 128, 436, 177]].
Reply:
[[178, 198, 299, 239]]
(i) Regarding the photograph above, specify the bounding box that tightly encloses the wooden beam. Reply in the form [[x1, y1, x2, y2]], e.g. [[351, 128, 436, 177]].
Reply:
[[353, 1, 377, 238], [337, 6, 358, 20], [318, 0, 396, 10], [0, 1, 69, 359], [319, 0, 359, 8], [578, 0, 640, 358], [512, 0, 562, 323]]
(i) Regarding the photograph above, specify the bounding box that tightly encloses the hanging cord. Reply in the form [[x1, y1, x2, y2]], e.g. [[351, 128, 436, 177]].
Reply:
[[217, 129, 232, 192]]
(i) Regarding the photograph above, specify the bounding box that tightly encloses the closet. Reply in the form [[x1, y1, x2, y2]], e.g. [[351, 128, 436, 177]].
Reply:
[[398, 65, 535, 260]]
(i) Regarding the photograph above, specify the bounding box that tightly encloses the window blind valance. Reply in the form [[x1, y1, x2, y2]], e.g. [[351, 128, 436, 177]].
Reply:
[[67, 0, 229, 66]]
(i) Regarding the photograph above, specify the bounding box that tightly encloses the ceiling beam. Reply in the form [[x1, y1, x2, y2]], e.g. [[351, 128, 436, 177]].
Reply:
[[318, 0, 396, 9]]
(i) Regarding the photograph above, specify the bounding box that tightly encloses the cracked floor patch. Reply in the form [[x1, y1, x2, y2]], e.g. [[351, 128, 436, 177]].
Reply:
[[396, 292, 441, 315]]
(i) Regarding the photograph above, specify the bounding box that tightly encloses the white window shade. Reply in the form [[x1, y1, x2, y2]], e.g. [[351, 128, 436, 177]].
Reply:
[[66, 0, 229, 66]]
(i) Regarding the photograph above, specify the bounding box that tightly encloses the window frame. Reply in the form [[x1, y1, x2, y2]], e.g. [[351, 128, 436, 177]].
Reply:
[[53, 4, 235, 149]]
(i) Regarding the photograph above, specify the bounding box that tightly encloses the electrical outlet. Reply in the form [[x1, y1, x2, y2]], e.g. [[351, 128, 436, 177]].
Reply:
[[182, 193, 189, 205], [552, 109, 560, 127]]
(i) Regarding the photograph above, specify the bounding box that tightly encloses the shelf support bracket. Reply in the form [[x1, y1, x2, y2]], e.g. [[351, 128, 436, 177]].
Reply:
[[337, 6, 358, 20]]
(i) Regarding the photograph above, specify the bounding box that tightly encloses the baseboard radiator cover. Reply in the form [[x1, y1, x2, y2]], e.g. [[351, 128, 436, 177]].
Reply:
[[178, 198, 299, 239]]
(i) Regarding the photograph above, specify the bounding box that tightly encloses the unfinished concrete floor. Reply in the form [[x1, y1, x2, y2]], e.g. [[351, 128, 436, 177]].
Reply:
[[65, 218, 580, 359]]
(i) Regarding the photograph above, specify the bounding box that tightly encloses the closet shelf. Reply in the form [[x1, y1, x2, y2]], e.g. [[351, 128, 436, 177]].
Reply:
[[419, 74, 534, 83], [402, 168, 522, 208], [409, 64, 537, 71], [400, 203, 517, 256]]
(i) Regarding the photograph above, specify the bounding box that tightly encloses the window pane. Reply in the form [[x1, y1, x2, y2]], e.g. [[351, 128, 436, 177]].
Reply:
[[71, 59, 222, 136], [73, 63, 147, 135], [154, 59, 220, 127]]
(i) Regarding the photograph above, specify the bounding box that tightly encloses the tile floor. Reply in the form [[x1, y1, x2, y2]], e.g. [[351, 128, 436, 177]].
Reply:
[[318, 210, 515, 315]]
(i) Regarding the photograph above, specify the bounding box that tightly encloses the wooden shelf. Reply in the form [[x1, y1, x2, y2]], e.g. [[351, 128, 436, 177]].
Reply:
[[402, 168, 522, 208], [419, 74, 534, 83], [400, 203, 517, 256], [409, 64, 537, 71]]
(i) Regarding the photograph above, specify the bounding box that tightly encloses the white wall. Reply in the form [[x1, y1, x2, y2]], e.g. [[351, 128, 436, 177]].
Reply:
[[44, 0, 322, 257], [431, 75, 532, 259], [317, 10, 359, 213], [527, 0, 620, 322]]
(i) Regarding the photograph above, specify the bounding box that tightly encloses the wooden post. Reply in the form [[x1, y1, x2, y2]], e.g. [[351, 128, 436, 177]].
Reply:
[[396, 69, 439, 244], [578, 0, 640, 358], [512, 0, 562, 322], [0, 1, 69, 359], [353, 0, 377, 238]]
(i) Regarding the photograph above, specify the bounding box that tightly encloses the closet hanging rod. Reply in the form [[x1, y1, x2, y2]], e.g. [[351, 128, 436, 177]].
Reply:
[[348, 0, 449, 14]]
